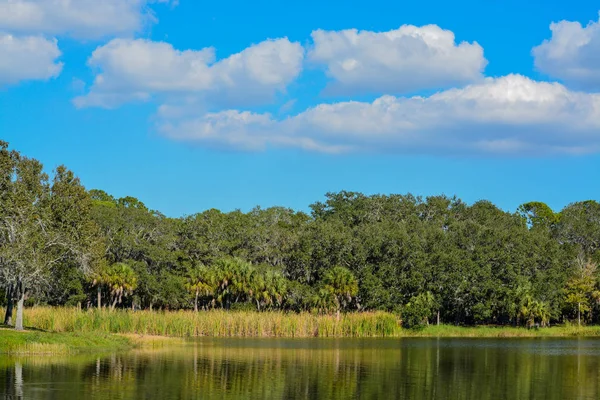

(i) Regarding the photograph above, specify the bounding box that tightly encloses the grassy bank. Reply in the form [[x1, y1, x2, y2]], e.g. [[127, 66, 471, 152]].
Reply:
[[0, 328, 188, 355], [5, 307, 401, 338], [403, 324, 600, 337], [3, 307, 600, 340], [0, 328, 132, 354]]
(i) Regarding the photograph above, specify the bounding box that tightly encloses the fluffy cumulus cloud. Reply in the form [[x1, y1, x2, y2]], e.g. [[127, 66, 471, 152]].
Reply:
[[158, 75, 600, 155], [0, 0, 173, 39], [308, 24, 487, 95], [533, 15, 600, 89], [0, 33, 62, 85], [160, 110, 348, 153], [74, 38, 305, 108]]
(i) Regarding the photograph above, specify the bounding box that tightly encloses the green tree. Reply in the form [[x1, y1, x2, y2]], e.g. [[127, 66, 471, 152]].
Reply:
[[95, 262, 138, 310], [518, 295, 550, 328], [563, 257, 600, 326], [0, 144, 99, 330], [312, 288, 337, 314], [518, 201, 558, 231], [402, 292, 437, 329], [556, 201, 600, 259], [250, 269, 288, 311], [90, 192, 181, 309], [185, 264, 215, 311], [211, 258, 255, 309], [0, 145, 52, 329], [322, 266, 358, 319]]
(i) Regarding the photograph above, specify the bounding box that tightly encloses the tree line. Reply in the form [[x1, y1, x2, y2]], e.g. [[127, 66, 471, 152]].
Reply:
[[1, 141, 600, 329]]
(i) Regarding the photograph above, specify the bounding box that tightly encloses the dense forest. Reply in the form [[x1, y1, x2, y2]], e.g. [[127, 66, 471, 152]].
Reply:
[[1, 141, 600, 329]]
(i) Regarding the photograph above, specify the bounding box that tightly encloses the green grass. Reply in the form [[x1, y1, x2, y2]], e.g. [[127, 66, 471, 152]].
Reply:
[[403, 324, 600, 337], [4, 307, 600, 344], [0, 327, 133, 354]]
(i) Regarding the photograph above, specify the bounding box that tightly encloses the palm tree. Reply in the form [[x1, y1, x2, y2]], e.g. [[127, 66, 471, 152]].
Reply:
[[251, 269, 288, 311], [266, 270, 287, 309], [212, 258, 236, 309], [250, 273, 268, 311], [518, 295, 537, 328], [536, 301, 551, 327], [185, 264, 216, 312], [94, 262, 137, 310], [322, 266, 358, 320], [313, 288, 337, 315], [212, 258, 254, 309], [518, 296, 551, 328], [231, 260, 255, 303]]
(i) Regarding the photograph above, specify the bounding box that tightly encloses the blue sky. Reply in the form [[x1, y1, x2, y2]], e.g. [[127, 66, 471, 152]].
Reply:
[[2, 0, 600, 216]]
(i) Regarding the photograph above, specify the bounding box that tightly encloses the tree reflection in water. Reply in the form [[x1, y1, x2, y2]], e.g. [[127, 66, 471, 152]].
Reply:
[[1, 338, 600, 399]]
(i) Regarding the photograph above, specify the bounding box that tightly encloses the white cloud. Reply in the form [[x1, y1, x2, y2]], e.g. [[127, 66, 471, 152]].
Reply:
[[158, 75, 600, 155], [160, 110, 347, 152], [74, 38, 305, 108], [0, 33, 62, 85], [308, 24, 487, 95], [533, 14, 600, 89], [0, 0, 173, 39]]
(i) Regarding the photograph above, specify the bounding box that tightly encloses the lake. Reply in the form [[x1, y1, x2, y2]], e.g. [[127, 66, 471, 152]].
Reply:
[[1, 337, 600, 399]]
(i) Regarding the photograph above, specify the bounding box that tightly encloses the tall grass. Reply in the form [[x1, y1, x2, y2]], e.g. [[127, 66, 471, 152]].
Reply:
[[5, 307, 600, 338], [5, 307, 402, 338]]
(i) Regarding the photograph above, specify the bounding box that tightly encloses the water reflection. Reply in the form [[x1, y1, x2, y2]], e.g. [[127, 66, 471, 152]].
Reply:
[[3, 361, 23, 400], [1, 338, 600, 399]]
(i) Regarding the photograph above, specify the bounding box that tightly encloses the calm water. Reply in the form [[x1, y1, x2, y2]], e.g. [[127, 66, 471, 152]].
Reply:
[[2, 338, 600, 399]]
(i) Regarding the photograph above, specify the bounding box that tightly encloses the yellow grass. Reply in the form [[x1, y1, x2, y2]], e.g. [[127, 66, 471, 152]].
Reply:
[[5, 307, 600, 341], [3, 307, 401, 338]]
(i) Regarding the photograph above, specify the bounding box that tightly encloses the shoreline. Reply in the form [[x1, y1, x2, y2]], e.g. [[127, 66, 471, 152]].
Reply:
[[0, 327, 189, 355], [2, 307, 600, 355], [0, 328, 132, 355], [402, 324, 600, 338], [3, 322, 600, 355]]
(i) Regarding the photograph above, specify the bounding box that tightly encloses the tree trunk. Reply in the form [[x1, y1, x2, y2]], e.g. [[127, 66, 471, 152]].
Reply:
[[578, 302, 581, 327], [97, 286, 102, 309], [14, 279, 25, 331], [14, 362, 23, 399], [194, 290, 199, 312], [336, 309, 340, 322], [4, 284, 14, 326], [111, 297, 118, 311], [437, 310, 440, 326]]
